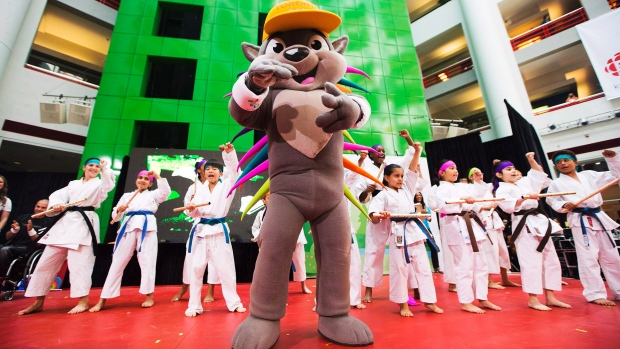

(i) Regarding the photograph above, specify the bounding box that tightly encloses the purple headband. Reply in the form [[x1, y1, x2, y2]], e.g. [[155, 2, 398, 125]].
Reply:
[[371, 144, 383, 150], [137, 170, 154, 182], [437, 161, 456, 178], [196, 159, 207, 171], [493, 161, 514, 191]]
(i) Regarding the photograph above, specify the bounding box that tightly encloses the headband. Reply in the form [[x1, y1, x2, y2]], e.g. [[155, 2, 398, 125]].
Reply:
[[438, 161, 456, 178], [137, 170, 154, 182], [84, 158, 101, 166], [203, 159, 224, 172], [195, 160, 207, 171], [468, 167, 480, 178], [493, 161, 514, 191], [371, 144, 383, 150], [553, 154, 576, 164]]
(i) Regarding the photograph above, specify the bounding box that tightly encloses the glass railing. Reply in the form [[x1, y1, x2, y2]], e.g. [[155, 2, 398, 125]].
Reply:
[[97, 0, 120, 10], [533, 93, 605, 116], [510, 8, 588, 51], [422, 57, 473, 88]]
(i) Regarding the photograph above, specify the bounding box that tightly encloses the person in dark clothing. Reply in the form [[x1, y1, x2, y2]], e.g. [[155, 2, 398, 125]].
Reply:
[[0, 200, 52, 277]]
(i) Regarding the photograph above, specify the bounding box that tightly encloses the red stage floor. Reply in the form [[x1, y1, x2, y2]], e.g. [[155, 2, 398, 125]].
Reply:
[[2, 274, 620, 348]]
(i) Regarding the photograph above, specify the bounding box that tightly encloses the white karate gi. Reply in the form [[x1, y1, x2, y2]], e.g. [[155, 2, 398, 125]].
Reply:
[[184, 151, 243, 314], [369, 169, 437, 304], [472, 182, 509, 274], [428, 185, 455, 284], [497, 169, 563, 295], [431, 181, 488, 304], [27, 168, 116, 298], [547, 155, 620, 301], [100, 178, 171, 298], [252, 207, 307, 281]]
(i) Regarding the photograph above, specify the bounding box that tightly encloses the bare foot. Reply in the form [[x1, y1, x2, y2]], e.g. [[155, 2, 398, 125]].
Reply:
[[448, 284, 457, 293], [235, 306, 247, 313], [529, 301, 552, 311], [354, 303, 366, 309], [561, 281, 568, 286], [424, 303, 444, 314], [362, 287, 372, 303], [591, 298, 616, 306], [185, 311, 199, 317], [142, 294, 154, 308], [301, 281, 312, 294], [89, 299, 106, 312], [312, 306, 316, 312], [461, 303, 485, 314], [501, 280, 521, 287], [488, 282, 505, 290], [399, 303, 414, 317], [172, 284, 188, 302], [203, 294, 215, 303], [547, 298, 571, 309], [68, 297, 89, 314], [479, 300, 501, 311], [17, 298, 44, 315], [203, 284, 215, 303]]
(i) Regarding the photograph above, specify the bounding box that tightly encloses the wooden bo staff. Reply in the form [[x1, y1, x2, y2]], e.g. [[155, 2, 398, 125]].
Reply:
[[445, 197, 505, 204], [376, 162, 386, 180], [389, 213, 432, 219], [32, 198, 88, 218], [571, 178, 620, 207], [173, 202, 211, 212], [522, 191, 576, 199], [110, 189, 145, 224]]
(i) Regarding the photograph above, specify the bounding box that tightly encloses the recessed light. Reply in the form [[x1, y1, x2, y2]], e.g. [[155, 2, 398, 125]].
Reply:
[[14, 161, 21, 165]]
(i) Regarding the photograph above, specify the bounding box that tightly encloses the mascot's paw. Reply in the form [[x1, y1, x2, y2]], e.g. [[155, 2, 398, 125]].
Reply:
[[318, 315, 373, 347], [231, 315, 280, 349], [316, 82, 360, 133]]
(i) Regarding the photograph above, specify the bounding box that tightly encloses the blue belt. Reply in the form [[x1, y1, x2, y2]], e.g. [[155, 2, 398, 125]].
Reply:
[[572, 207, 615, 248], [114, 211, 154, 254], [188, 217, 229, 253]]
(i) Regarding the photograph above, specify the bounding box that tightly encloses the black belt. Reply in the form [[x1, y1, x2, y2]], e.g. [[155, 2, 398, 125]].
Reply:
[[49, 206, 98, 256], [513, 208, 551, 253], [446, 211, 487, 252]]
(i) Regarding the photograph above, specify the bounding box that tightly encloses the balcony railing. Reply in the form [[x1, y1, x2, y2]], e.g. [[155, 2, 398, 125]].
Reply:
[[422, 57, 474, 88], [97, 0, 120, 10], [533, 92, 605, 116], [510, 8, 588, 51]]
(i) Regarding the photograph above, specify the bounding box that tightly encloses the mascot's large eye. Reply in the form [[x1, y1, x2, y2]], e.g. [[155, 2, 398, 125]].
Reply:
[[308, 35, 329, 52], [266, 38, 285, 55]]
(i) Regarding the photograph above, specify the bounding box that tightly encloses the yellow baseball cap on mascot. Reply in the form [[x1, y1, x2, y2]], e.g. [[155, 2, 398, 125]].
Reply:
[[262, 0, 342, 42]]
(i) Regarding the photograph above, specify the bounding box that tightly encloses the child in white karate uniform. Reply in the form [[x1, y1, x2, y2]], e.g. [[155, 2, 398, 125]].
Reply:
[[90, 170, 171, 312], [431, 160, 501, 314], [252, 192, 312, 294], [495, 153, 570, 311], [369, 142, 443, 317], [18, 158, 116, 315], [547, 149, 620, 306], [184, 143, 245, 316]]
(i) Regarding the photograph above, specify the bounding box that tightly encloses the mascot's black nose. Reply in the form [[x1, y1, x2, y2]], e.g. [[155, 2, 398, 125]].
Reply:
[[283, 47, 309, 62]]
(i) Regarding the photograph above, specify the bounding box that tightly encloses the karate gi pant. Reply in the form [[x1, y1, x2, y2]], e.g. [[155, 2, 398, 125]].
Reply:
[[182, 249, 220, 285], [389, 239, 437, 304], [514, 231, 562, 295], [26, 244, 95, 298], [449, 240, 488, 304], [483, 229, 501, 275], [572, 227, 620, 301], [100, 229, 158, 298], [292, 242, 306, 282], [350, 233, 362, 306], [186, 233, 242, 315], [362, 227, 389, 287], [440, 229, 456, 284]]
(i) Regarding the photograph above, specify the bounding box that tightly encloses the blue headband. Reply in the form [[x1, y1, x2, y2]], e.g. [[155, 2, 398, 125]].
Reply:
[[84, 158, 101, 166], [553, 154, 576, 164]]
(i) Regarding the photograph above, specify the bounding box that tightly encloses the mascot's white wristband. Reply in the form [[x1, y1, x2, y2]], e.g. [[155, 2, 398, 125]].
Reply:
[[348, 95, 371, 129], [232, 73, 269, 111], [28, 229, 37, 237]]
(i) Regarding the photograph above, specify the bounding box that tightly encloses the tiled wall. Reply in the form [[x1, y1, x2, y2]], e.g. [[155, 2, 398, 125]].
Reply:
[[81, 0, 432, 236]]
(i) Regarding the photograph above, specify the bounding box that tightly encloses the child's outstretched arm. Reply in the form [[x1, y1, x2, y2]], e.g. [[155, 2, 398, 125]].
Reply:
[[409, 142, 422, 173], [526, 152, 543, 172]]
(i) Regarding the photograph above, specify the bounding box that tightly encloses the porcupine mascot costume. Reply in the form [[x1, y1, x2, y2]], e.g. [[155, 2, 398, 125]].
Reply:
[[229, 1, 374, 348]]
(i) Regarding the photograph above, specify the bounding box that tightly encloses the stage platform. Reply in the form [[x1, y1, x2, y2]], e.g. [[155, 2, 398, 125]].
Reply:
[[2, 274, 619, 348]]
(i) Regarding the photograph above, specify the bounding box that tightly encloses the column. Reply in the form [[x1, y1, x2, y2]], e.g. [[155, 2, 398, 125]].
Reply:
[[579, 0, 612, 19], [0, 0, 32, 84], [458, 0, 534, 139]]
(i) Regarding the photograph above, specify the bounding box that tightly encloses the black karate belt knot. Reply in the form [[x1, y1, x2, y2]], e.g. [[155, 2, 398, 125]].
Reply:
[[65, 206, 98, 256], [513, 208, 551, 253]]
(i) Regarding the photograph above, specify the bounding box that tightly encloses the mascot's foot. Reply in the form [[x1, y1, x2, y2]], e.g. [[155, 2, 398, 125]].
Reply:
[[232, 315, 280, 349], [318, 315, 373, 346]]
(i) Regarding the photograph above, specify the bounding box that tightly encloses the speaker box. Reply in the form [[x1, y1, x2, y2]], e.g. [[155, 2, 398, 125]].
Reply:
[[40, 102, 66, 124], [67, 102, 92, 126]]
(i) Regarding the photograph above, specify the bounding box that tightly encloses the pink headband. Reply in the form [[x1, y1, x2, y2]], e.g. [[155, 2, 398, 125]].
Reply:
[[438, 161, 456, 178], [138, 170, 154, 182]]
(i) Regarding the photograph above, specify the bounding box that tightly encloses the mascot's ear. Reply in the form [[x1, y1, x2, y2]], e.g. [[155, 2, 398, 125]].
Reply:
[[331, 35, 349, 55], [242, 42, 261, 62]]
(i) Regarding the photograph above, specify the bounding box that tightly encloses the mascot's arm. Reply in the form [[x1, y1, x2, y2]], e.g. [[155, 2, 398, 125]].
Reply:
[[316, 83, 370, 134], [229, 73, 270, 130]]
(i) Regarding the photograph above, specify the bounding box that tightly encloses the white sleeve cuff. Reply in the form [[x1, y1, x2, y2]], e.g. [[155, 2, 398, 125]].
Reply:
[[10, 228, 18, 234], [232, 73, 269, 111], [28, 229, 37, 237], [349, 95, 371, 129]]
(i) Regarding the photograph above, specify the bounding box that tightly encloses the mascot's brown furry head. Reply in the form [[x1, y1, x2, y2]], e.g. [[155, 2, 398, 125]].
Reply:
[[230, 1, 373, 348]]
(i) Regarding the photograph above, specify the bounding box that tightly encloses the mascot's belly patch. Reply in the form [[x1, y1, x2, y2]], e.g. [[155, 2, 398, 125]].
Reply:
[[273, 89, 331, 159]]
